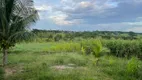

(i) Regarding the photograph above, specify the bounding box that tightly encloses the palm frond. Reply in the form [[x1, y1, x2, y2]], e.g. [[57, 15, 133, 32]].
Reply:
[[8, 31, 36, 42], [5, 0, 16, 22], [0, 0, 38, 48]]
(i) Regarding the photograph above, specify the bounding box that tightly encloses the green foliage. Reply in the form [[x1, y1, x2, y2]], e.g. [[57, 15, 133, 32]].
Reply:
[[92, 39, 103, 57], [10, 39, 142, 59], [103, 39, 142, 59], [0, 0, 38, 49], [81, 47, 85, 55], [108, 56, 116, 65], [81, 40, 93, 55], [92, 39, 110, 57], [81, 39, 110, 57], [32, 29, 142, 42], [0, 42, 141, 80], [31, 29, 142, 59], [54, 34, 64, 42], [126, 57, 140, 75]]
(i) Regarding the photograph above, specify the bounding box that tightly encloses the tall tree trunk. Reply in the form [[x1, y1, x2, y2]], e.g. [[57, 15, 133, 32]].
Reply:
[[2, 48, 8, 66]]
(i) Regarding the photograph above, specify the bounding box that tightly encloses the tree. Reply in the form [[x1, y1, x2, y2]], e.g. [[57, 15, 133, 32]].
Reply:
[[128, 31, 136, 39], [0, 0, 38, 66]]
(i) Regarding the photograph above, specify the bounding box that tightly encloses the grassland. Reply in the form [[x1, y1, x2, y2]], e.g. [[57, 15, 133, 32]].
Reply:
[[0, 42, 142, 80]]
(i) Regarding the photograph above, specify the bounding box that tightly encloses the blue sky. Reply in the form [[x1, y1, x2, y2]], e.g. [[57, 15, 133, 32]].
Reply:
[[33, 0, 142, 32]]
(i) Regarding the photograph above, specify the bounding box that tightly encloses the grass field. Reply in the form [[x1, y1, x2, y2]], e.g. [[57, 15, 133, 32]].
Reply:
[[0, 42, 142, 80]]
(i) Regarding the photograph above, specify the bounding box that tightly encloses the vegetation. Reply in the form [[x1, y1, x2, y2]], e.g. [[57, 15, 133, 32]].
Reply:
[[81, 39, 110, 57], [0, 1, 142, 79], [31, 29, 142, 59], [103, 39, 142, 59], [126, 57, 140, 75], [1, 28, 142, 79], [0, 0, 38, 66], [0, 43, 141, 80], [32, 29, 142, 42]]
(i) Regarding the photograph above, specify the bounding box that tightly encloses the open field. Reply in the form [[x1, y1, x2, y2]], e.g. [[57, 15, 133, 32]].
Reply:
[[0, 42, 142, 80], [1, 0, 142, 80]]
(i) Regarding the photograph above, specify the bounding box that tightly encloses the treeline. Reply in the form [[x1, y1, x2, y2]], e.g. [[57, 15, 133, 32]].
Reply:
[[32, 29, 142, 42]]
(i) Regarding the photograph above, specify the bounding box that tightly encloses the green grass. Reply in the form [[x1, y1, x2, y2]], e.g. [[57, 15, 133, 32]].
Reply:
[[10, 42, 81, 53], [0, 42, 142, 80], [10, 42, 54, 52]]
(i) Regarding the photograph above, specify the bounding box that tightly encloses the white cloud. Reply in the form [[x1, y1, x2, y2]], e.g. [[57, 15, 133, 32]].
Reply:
[[35, 5, 52, 11], [49, 14, 81, 26], [79, 1, 92, 8], [126, 27, 142, 32], [34, 0, 142, 32], [55, 0, 119, 19], [35, 5, 53, 20]]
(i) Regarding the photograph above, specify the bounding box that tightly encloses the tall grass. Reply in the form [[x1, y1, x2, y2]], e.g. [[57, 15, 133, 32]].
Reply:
[[45, 42, 81, 53]]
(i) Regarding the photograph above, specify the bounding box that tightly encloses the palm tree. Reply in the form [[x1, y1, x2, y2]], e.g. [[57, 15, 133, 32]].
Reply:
[[0, 0, 38, 66]]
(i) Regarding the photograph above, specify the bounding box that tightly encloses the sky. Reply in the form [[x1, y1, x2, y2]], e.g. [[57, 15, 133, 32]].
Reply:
[[33, 0, 142, 32]]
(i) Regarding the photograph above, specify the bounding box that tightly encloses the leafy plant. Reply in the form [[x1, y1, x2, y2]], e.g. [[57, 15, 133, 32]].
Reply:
[[126, 57, 139, 75], [81, 39, 110, 57], [0, 0, 38, 66], [92, 39, 110, 57]]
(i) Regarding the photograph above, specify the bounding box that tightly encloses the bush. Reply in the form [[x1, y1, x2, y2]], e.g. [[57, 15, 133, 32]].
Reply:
[[103, 39, 142, 59]]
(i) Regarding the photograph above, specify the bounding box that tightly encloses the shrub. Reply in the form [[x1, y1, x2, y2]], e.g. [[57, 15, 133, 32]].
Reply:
[[126, 57, 139, 75], [103, 39, 142, 59]]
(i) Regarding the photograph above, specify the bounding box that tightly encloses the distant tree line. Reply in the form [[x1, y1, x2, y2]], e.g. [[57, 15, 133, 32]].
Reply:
[[32, 29, 142, 42]]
